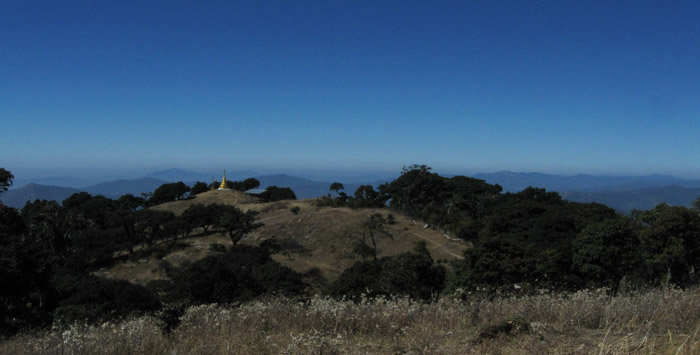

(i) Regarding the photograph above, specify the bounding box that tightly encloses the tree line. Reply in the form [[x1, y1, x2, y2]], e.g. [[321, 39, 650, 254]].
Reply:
[[0, 168, 299, 336], [327, 165, 700, 293], [4, 165, 700, 336]]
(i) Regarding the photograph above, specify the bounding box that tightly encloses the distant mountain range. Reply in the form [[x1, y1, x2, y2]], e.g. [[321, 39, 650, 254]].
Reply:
[[82, 178, 167, 198], [12, 176, 95, 189], [473, 171, 700, 192], [472, 171, 700, 213], [146, 168, 258, 184], [0, 184, 82, 209], [1, 178, 168, 209], [3, 169, 700, 213], [561, 186, 700, 213], [0, 171, 380, 209]]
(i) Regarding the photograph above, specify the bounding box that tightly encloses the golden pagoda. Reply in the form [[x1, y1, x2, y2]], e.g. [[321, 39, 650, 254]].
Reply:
[[218, 169, 230, 190]]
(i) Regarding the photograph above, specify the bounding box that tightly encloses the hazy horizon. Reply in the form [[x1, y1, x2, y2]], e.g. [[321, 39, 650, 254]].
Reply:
[[8, 165, 700, 188], [2, 2, 699, 180]]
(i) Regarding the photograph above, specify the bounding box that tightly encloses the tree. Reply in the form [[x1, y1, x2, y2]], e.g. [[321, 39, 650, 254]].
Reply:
[[21, 200, 73, 257], [181, 204, 217, 234], [1, 203, 56, 334], [378, 164, 446, 215], [215, 205, 263, 245], [693, 196, 700, 213], [62, 193, 114, 230], [637, 204, 700, 285], [229, 178, 260, 191], [350, 185, 387, 208], [190, 181, 209, 196], [135, 209, 175, 246], [0, 168, 13, 195], [62, 192, 93, 209], [243, 178, 261, 190], [117, 194, 145, 211], [572, 217, 643, 287], [354, 213, 392, 260], [162, 245, 304, 304], [259, 186, 296, 202], [331, 241, 445, 300], [330, 182, 344, 195], [150, 182, 190, 206]]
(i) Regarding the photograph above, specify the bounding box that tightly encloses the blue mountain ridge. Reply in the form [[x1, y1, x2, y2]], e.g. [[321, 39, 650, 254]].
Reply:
[[4, 169, 700, 213]]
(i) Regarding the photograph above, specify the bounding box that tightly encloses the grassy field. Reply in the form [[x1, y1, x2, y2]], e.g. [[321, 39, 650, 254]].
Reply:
[[99, 189, 469, 286], [3, 287, 700, 354]]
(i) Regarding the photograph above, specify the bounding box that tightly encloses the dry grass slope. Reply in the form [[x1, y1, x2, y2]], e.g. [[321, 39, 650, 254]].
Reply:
[[96, 191, 469, 285], [4, 287, 700, 354]]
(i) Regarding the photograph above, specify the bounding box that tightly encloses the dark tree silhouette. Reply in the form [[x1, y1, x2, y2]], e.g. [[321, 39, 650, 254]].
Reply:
[[0, 168, 13, 194]]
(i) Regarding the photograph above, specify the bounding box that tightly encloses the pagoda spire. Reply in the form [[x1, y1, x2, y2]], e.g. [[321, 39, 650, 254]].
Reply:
[[218, 169, 230, 190]]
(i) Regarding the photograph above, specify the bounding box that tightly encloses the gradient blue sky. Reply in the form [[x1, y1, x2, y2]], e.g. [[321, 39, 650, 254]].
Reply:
[[2, 1, 699, 179]]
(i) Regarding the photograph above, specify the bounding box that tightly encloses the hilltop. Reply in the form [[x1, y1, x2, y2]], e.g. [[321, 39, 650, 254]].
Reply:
[[97, 189, 469, 287]]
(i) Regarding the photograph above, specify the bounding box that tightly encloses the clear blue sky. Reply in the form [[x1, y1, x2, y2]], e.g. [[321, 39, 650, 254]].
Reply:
[[2, 1, 699, 179]]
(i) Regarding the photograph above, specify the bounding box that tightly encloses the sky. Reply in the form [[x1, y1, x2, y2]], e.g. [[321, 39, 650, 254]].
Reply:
[[2, 1, 699, 180]]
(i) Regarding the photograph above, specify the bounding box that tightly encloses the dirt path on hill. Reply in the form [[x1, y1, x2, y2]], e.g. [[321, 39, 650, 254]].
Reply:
[[413, 233, 466, 259]]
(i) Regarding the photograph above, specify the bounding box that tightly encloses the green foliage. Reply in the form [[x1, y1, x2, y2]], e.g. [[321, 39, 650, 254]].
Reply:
[[0, 167, 13, 194], [159, 245, 305, 304], [378, 164, 501, 237], [51, 272, 160, 324], [290, 206, 301, 215], [214, 205, 262, 245], [117, 194, 145, 210], [189, 181, 209, 196], [636, 204, 700, 285], [63, 193, 115, 229], [0, 204, 46, 335], [229, 178, 261, 191], [572, 217, 644, 287], [349, 185, 387, 208], [316, 191, 348, 207], [331, 241, 446, 300], [134, 209, 175, 246], [0, 203, 25, 237], [7, 164, 700, 337], [330, 182, 344, 194], [150, 182, 191, 206], [180, 203, 217, 234], [447, 189, 618, 291], [693, 197, 700, 212], [259, 186, 296, 202], [21, 199, 72, 257]]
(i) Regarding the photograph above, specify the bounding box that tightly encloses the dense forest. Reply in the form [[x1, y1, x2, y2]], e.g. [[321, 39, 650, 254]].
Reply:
[[2, 165, 700, 337]]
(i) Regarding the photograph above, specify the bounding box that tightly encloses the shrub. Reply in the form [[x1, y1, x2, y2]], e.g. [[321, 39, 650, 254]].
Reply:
[[52, 273, 160, 325], [259, 186, 296, 202], [163, 245, 305, 304], [331, 242, 445, 300]]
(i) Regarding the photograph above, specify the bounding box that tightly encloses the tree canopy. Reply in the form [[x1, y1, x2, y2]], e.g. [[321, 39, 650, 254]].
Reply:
[[0, 167, 13, 194], [150, 182, 191, 206]]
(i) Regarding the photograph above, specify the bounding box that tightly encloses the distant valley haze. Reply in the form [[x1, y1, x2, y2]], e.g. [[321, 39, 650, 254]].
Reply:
[[4, 167, 700, 214]]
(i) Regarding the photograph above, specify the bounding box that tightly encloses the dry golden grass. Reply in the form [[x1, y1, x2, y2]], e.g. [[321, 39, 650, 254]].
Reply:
[[150, 189, 258, 216], [4, 287, 700, 354], [97, 194, 468, 285]]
